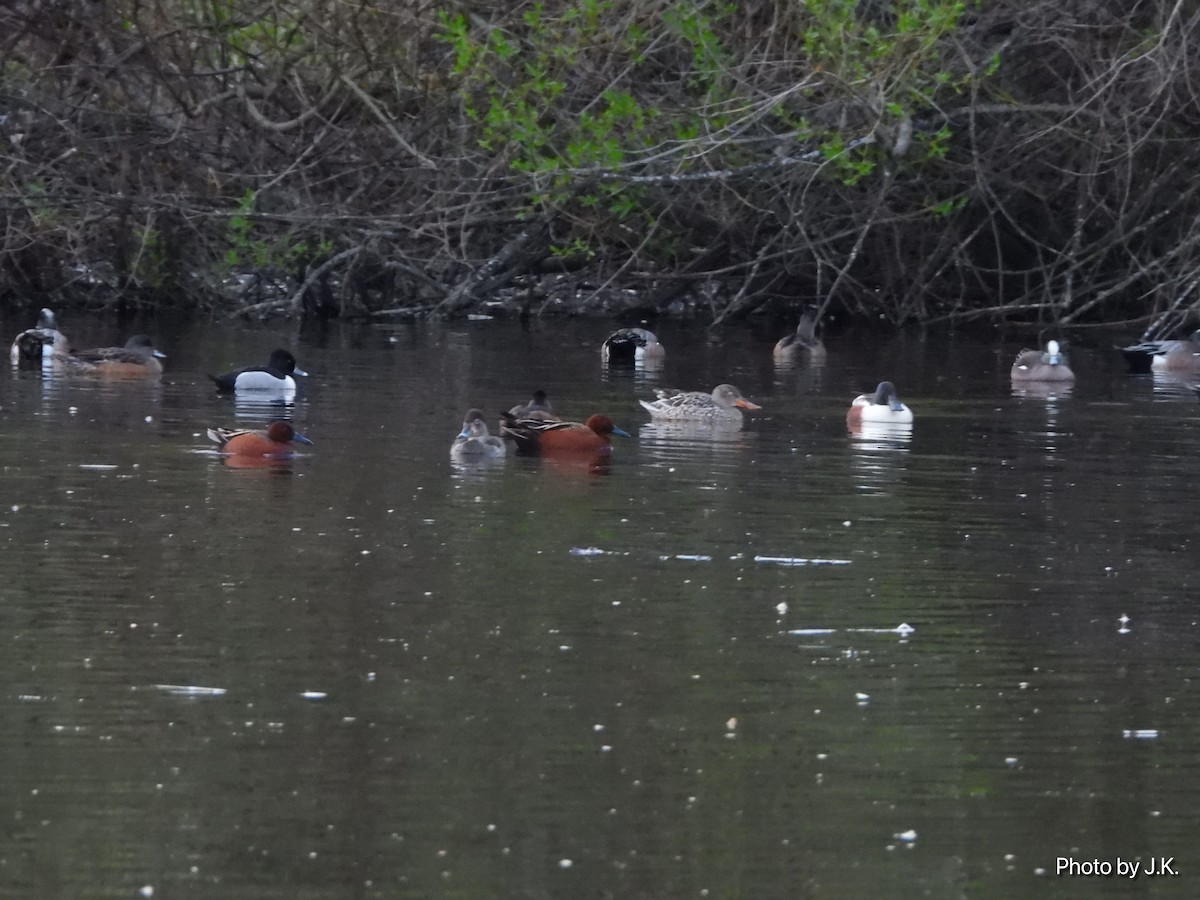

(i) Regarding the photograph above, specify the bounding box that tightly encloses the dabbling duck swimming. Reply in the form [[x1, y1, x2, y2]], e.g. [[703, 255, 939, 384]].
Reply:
[[847, 381, 913, 426], [1119, 329, 1200, 374], [500, 412, 630, 457], [601, 328, 665, 364], [1011, 340, 1075, 382], [773, 311, 826, 364], [10, 308, 69, 366], [207, 420, 314, 458], [58, 335, 166, 377], [639, 384, 761, 424]]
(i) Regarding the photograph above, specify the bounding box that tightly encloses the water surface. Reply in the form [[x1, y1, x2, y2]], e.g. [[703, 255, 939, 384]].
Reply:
[[1, 314, 1197, 898]]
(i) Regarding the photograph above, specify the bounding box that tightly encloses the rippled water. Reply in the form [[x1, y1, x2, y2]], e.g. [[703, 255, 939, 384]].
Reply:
[[2, 313, 1198, 898]]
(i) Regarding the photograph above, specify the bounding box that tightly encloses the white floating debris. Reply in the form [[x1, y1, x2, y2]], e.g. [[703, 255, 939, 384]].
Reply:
[[300, 691, 328, 700], [139, 886, 154, 898], [1123, 729, 1159, 740], [1005, 757, 1018, 766], [791, 623, 913, 637], [673, 554, 712, 562], [894, 829, 918, 843], [154, 685, 226, 697], [775, 602, 788, 615], [754, 556, 852, 566], [558, 859, 573, 869], [725, 718, 737, 731], [78, 464, 119, 471], [855, 693, 870, 702], [569, 546, 607, 557]]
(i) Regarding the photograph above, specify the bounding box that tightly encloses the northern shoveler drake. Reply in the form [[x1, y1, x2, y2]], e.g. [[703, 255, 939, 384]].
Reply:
[[451, 408, 507, 460], [639, 384, 761, 423], [10, 308, 68, 366], [207, 420, 314, 457], [773, 311, 826, 364], [1011, 340, 1075, 382], [500, 412, 630, 456], [59, 335, 166, 376], [507, 390, 558, 420], [1119, 329, 1200, 374], [847, 381, 913, 425], [601, 327, 665, 364], [209, 349, 307, 392]]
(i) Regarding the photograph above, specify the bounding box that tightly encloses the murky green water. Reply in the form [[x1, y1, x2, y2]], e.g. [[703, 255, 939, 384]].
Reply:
[[1, 313, 1198, 898]]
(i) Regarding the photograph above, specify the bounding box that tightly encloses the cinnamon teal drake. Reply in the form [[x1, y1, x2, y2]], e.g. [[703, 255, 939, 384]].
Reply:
[[847, 381, 913, 426], [773, 311, 826, 364], [601, 328, 665, 364], [210, 349, 308, 392], [500, 412, 630, 456], [451, 409, 507, 460], [10, 308, 68, 366], [207, 420, 314, 457], [58, 335, 166, 376], [1010, 340, 1075, 382], [639, 384, 760, 424], [1119, 330, 1200, 374]]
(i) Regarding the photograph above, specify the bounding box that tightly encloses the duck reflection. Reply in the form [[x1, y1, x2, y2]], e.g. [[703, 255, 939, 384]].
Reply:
[[849, 422, 911, 492], [1011, 381, 1073, 400]]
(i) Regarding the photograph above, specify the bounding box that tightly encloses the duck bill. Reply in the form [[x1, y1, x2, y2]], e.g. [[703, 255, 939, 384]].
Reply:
[[294, 368, 309, 377], [610, 426, 632, 438], [734, 399, 761, 410], [292, 432, 315, 446]]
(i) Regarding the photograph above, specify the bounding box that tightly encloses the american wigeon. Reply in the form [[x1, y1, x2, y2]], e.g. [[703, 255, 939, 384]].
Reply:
[[1011, 340, 1075, 382], [1119, 330, 1200, 374]]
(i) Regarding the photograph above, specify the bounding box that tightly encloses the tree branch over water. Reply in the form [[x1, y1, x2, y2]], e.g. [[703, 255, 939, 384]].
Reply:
[[1, 0, 1198, 330]]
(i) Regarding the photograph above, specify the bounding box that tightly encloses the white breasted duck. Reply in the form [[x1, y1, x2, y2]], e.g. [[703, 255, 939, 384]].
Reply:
[[847, 381, 913, 426], [210, 349, 308, 392]]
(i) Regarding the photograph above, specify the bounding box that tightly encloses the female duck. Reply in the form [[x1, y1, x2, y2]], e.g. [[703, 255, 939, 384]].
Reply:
[[639, 384, 761, 424], [773, 311, 826, 364], [10, 308, 69, 366], [601, 328, 665, 364], [210, 349, 308, 392], [1011, 340, 1075, 382], [451, 409, 507, 460], [847, 381, 913, 425], [60, 335, 166, 376], [507, 390, 558, 421], [500, 412, 630, 457], [1119, 330, 1200, 374], [207, 420, 314, 457]]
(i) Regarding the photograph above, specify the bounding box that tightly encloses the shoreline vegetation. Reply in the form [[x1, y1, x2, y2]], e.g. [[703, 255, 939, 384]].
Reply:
[[2, 1, 1198, 336]]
